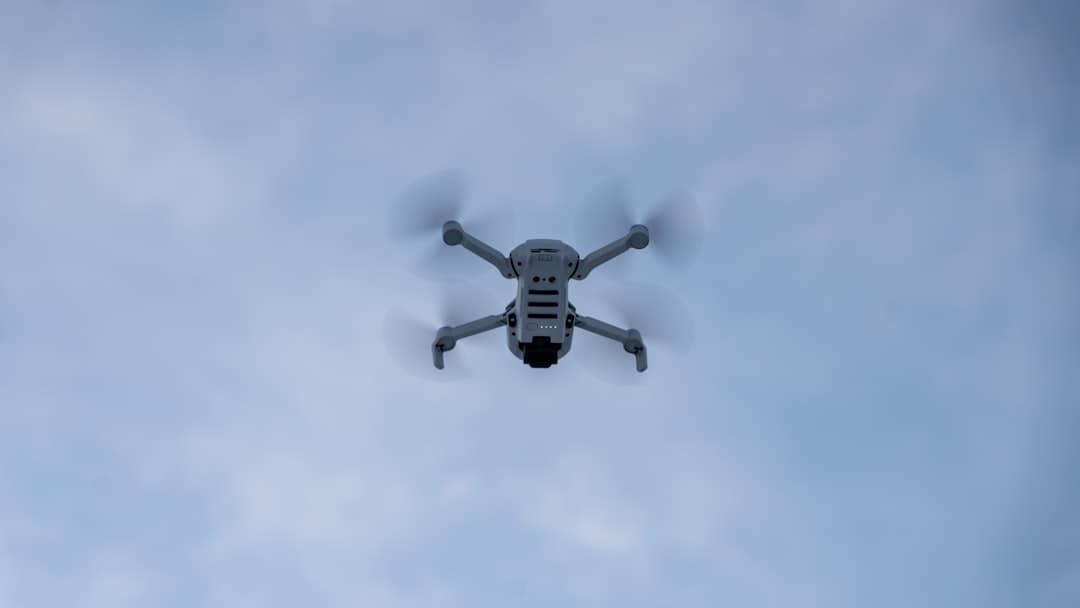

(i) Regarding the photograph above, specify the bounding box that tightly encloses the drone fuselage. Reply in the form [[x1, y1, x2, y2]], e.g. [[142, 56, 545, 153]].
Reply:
[[505, 239, 580, 368]]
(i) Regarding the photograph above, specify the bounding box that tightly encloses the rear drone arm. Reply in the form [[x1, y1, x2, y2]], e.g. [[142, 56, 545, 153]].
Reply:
[[432, 313, 507, 369], [573, 225, 650, 280], [574, 314, 648, 372], [442, 221, 515, 279]]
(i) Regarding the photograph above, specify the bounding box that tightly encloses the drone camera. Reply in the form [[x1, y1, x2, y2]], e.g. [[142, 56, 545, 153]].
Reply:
[[521, 336, 561, 368]]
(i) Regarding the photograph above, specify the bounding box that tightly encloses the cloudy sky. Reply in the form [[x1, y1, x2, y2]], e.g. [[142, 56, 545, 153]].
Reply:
[[1, 1, 1077, 606]]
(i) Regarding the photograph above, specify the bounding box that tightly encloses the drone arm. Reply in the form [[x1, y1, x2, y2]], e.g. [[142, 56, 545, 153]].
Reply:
[[462, 234, 515, 278], [574, 314, 648, 372], [443, 221, 515, 279], [573, 225, 649, 280], [432, 313, 507, 369], [450, 314, 507, 340]]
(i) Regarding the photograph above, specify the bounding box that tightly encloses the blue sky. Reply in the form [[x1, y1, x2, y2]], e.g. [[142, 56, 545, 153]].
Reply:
[[1, 1, 1077, 606]]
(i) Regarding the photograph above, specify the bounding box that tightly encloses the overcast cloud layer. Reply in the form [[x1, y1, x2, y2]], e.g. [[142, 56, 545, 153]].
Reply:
[[1, 1, 1077, 607]]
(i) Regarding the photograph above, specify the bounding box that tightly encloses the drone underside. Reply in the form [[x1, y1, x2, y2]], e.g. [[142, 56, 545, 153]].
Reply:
[[432, 224, 649, 372], [387, 173, 703, 375]]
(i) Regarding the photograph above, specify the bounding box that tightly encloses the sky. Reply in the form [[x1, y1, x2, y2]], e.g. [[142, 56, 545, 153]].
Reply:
[[1, 0, 1078, 606]]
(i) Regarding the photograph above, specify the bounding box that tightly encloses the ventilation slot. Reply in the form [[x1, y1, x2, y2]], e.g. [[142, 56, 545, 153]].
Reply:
[[527, 301, 558, 307], [527, 313, 558, 319], [528, 289, 559, 295]]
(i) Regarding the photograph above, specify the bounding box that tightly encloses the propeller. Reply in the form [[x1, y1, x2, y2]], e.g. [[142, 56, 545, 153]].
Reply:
[[577, 280, 695, 383], [381, 283, 505, 381], [575, 179, 705, 270], [602, 281, 695, 354], [387, 170, 516, 281], [382, 311, 465, 382]]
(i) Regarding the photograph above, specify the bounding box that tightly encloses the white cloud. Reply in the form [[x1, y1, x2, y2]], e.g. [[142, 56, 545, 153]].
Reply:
[[5, 73, 269, 229], [1, 0, 1075, 606], [521, 456, 645, 559]]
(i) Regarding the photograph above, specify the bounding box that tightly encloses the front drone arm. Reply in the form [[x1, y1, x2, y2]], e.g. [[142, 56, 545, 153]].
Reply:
[[432, 313, 507, 369], [574, 314, 647, 372], [442, 221, 515, 279], [573, 225, 649, 280]]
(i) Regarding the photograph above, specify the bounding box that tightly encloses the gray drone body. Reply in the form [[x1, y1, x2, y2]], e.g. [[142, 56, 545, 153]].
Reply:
[[433, 221, 650, 372]]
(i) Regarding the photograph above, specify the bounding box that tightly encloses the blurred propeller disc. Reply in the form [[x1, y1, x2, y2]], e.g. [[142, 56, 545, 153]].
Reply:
[[574, 179, 634, 253], [574, 179, 705, 270], [383, 311, 468, 382], [381, 283, 507, 381], [388, 170, 466, 239], [644, 191, 705, 267], [575, 336, 648, 386], [577, 280, 695, 383], [602, 280, 695, 354], [388, 170, 517, 282]]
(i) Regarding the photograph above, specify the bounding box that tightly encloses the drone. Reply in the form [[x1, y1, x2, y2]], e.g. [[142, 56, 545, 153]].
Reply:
[[388, 173, 703, 375], [433, 219, 653, 371]]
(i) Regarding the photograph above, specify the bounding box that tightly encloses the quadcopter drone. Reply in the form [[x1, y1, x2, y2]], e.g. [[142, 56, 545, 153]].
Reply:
[[432, 220, 653, 372], [388, 173, 703, 375]]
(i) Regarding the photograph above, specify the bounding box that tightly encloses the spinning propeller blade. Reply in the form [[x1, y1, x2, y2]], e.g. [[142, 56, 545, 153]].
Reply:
[[643, 191, 705, 267], [388, 170, 466, 239], [382, 311, 468, 382], [388, 170, 517, 282], [602, 281, 695, 353], [382, 284, 504, 380], [574, 179, 635, 250], [578, 281, 696, 383], [575, 179, 705, 269]]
